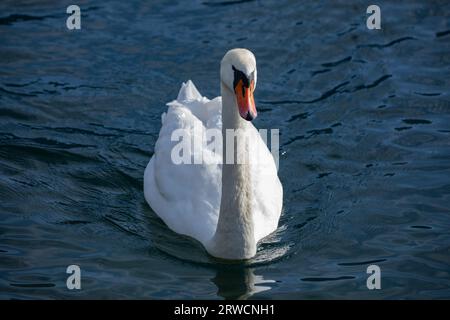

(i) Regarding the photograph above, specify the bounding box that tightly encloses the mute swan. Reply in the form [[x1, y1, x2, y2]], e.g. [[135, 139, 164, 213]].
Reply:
[[144, 48, 283, 260]]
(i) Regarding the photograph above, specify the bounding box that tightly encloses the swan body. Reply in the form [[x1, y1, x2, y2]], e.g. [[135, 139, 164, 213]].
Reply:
[[144, 49, 283, 259]]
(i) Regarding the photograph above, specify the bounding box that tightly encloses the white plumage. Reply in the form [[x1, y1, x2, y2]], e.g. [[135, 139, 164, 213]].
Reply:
[[144, 49, 282, 259], [144, 80, 282, 249]]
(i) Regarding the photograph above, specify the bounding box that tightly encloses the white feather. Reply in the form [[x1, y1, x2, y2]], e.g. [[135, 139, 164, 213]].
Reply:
[[144, 80, 283, 249]]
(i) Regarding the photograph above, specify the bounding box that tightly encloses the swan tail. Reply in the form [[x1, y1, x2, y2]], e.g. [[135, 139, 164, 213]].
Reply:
[[176, 80, 202, 102]]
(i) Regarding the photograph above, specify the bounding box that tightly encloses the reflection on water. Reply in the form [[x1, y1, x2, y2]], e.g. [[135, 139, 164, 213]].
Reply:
[[212, 267, 274, 300], [1, 0, 450, 299]]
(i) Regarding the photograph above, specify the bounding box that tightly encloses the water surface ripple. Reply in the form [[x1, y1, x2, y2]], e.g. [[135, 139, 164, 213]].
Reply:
[[0, 0, 449, 299]]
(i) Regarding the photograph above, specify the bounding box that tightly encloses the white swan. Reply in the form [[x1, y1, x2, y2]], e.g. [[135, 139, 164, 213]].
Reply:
[[144, 49, 283, 259]]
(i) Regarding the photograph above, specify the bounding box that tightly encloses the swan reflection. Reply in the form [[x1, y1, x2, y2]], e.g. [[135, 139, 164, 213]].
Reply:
[[212, 267, 275, 300]]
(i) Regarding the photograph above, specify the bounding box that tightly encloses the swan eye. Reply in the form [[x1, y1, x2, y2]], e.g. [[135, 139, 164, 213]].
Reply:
[[232, 65, 250, 92]]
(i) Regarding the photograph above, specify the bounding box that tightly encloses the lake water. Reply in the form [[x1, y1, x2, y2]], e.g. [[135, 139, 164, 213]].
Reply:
[[1, 0, 449, 299]]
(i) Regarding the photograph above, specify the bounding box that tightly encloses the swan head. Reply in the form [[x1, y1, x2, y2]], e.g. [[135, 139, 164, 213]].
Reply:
[[221, 48, 257, 121]]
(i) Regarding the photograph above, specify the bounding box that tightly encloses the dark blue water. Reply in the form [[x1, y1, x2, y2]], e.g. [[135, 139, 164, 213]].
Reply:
[[1, 0, 449, 299]]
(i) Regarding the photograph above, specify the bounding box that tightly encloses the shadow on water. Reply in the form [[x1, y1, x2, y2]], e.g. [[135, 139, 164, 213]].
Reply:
[[146, 205, 292, 266], [142, 204, 290, 299]]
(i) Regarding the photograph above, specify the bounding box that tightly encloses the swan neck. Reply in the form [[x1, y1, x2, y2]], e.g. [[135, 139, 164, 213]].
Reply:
[[207, 82, 256, 260]]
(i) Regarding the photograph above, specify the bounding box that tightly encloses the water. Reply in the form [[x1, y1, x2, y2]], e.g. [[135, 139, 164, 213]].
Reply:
[[1, 0, 449, 299]]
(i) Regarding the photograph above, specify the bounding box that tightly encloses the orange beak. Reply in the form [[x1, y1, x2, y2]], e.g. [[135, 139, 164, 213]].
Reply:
[[234, 79, 257, 121]]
